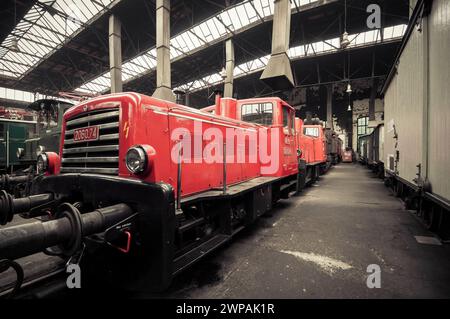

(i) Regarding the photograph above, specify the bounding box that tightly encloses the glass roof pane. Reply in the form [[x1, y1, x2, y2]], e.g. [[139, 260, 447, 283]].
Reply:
[[212, 19, 227, 36], [227, 8, 242, 30], [0, 0, 117, 79], [218, 11, 234, 32], [243, 2, 258, 24], [235, 4, 250, 27]]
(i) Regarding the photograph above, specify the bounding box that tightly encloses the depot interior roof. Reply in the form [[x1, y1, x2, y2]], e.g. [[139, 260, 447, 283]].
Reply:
[[0, 0, 409, 107]]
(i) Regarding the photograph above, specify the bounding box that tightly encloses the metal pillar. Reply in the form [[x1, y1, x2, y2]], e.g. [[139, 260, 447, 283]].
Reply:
[[109, 14, 122, 93], [224, 39, 235, 98], [368, 78, 378, 121], [260, 0, 294, 90], [326, 84, 333, 129], [152, 0, 176, 102]]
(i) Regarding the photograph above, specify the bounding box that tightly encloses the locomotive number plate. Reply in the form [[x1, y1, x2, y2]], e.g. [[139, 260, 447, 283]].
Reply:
[[73, 126, 99, 142]]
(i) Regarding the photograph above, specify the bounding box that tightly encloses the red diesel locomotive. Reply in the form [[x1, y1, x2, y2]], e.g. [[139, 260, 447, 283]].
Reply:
[[0, 92, 332, 293]]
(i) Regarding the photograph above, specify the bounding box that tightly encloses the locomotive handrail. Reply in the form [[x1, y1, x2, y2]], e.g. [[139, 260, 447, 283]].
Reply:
[[223, 142, 227, 195]]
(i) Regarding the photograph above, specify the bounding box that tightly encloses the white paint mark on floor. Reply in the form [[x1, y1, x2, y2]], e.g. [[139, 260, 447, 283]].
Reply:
[[414, 236, 442, 246], [280, 250, 352, 274]]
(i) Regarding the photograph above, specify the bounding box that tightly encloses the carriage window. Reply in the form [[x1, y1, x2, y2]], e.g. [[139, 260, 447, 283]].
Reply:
[[304, 127, 319, 137], [282, 107, 289, 128], [282, 106, 294, 135], [241, 102, 273, 125]]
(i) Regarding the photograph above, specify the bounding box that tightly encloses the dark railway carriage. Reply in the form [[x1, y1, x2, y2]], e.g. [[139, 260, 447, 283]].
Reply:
[[357, 124, 384, 177], [0, 99, 74, 196]]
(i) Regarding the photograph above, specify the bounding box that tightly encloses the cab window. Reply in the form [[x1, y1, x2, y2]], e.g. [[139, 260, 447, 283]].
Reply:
[[304, 127, 319, 137], [282, 106, 294, 135], [241, 102, 273, 125]]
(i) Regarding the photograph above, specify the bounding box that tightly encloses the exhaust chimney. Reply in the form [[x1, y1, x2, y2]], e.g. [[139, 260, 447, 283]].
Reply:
[[173, 90, 186, 105], [260, 0, 294, 90]]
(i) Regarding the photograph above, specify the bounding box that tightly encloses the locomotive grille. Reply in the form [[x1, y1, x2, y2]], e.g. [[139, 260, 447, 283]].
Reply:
[[61, 108, 120, 175]]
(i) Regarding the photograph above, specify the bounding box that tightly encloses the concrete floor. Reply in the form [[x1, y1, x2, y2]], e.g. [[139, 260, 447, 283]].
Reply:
[[158, 163, 450, 299], [3, 164, 450, 298]]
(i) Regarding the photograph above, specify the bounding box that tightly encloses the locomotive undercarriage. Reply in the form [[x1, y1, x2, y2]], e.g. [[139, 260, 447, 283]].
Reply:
[[0, 159, 326, 297], [384, 171, 450, 241]]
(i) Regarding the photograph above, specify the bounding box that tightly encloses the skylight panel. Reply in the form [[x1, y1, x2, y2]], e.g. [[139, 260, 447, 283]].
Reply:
[[0, 0, 118, 79], [364, 30, 376, 43], [213, 18, 227, 36], [261, 0, 274, 17], [234, 4, 250, 27], [199, 23, 214, 42], [95, 76, 110, 87], [228, 7, 243, 30], [218, 11, 234, 32], [80, 0, 391, 95], [0, 86, 69, 103], [170, 46, 183, 59], [383, 26, 394, 39], [392, 24, 407, 38], [251, 0, 267, 18], [206, 19, 221, 40], [242, 2, 258, 24]]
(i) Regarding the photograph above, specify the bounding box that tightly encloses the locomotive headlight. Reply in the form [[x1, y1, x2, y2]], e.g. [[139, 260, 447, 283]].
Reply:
[[36, 145, 45, 157], [37, 153, 49, 173], [16, 147, 25, 159], [125, 146, 147, 174]]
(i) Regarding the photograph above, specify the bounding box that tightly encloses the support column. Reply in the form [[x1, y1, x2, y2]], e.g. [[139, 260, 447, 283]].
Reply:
[[368, 78, 378, 121], [109, 14, 122, 93], [153, 0, 176, 102], [326, 84, 333, 129], [260, 0, 294, 90], [223, 39, 235, 98]]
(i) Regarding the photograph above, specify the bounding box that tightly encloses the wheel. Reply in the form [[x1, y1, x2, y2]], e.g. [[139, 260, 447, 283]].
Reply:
[[394, 182, 403, 197], [423, 205, 441, 231]]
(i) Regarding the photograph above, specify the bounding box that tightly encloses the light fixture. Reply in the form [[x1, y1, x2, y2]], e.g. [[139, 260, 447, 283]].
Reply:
[[125, 146, 148, 174], [10, 1, 19, 52], [340, 0, 350, 49], [341, 31, 350, 49], [220, 67, 227, 79], [347, 93, 352, 112], [346, 82, 352, 93]]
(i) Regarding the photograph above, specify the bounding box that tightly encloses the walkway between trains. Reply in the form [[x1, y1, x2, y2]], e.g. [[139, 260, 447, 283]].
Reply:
[[163, 164, 450, 298]]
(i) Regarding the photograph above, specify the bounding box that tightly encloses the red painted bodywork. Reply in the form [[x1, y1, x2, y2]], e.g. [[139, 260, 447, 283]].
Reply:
[[301, 124, 327, 164], [295, 118, 314, 164], [45, 151, 60, 175], [342, 150, 352, 162], [60, 93, 298, 199]]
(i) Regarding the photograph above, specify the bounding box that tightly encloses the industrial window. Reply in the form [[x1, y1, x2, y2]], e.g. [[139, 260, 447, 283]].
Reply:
[[304, 127, 319, 137], [357, 116, 369, 136], [241, 102, 273, 125]]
